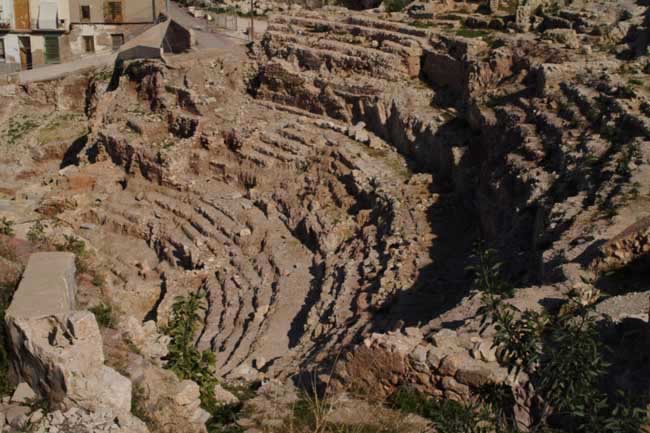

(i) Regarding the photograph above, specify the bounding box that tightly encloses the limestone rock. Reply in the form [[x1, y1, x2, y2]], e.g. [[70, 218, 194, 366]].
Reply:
[[5, 405, 30, 429], [175, 380, 201, 407], [11, 383, 37, 404], [543, 28, 579, 48], [122, 316, 170, 363], [5, 253, 132, 414], [214, 384, 240, 405]]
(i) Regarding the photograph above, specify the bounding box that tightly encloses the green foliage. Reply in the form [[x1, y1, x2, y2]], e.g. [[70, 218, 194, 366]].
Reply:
[[57, 235, 92, 274], [90, 303, 115, 329], [58, 234, 86, 256], [26, 221, 46, 243], [0, 217, 14, 236], [383, 0, 410, 12], [165, 291, 218, 410], [480, 283, 650, 430], [207, 403, 244, 433], [0, 275, 20, 396], [91, 272, 106, 288], [538, 309, 608, 418], [468, 244, 514, 298], [492, 306, 546, 377], [455, 28, 492, 39], [4, 116, 38, 146], [390, 387, 516, 433], [131, 383, 156, 426]]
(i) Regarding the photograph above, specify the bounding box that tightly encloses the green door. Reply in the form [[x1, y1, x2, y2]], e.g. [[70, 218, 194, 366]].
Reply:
[[44, 36, 60, 64]]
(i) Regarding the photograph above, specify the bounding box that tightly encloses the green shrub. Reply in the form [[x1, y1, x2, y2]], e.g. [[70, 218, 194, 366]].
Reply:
[[89, 303, 115, 329], [0, 217, 14, 236], [165, 291, 218, 410], [383, 0, 411, 12], [390, 387, 510, 433], [26, 221, 46, 243], [58, 234, 86, 257], [91, 272, 106, 288], [481, 287, 650, 430]]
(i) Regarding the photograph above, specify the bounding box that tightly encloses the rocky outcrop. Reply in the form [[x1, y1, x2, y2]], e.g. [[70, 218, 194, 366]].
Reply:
[[5, 253, 132, 415]]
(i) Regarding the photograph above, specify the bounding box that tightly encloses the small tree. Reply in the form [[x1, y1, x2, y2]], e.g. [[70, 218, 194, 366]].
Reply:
[[165, 291, 218, 410]]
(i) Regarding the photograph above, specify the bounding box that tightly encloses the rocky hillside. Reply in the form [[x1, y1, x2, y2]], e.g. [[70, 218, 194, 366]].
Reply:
[[1, 0, 650, 431]]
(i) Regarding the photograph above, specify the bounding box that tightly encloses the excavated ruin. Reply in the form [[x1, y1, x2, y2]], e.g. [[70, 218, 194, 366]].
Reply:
[[3, 0, 650, 430]]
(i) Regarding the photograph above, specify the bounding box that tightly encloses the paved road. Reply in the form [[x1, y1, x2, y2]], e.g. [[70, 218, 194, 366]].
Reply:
[[18, 53, 116, 84], [168, 1, 241, 50]]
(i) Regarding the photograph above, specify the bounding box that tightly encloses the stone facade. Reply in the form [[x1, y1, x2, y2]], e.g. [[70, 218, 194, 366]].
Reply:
[[0, 0, 167, 72]]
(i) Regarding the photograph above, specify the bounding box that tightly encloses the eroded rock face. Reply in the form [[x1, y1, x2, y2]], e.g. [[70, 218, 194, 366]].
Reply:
[[5, 253, 132, 414]]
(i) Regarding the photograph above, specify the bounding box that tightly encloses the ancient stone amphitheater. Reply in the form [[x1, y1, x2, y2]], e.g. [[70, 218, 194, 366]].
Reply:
[[1, 0, 650, 431]]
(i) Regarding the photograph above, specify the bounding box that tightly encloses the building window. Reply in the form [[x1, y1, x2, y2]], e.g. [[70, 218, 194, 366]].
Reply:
[[81, 5, 91, 21], [44, 36, 60, 64], [83, 35, 95, 53], [0, 39, 5, 63], [111, 34, 124, 51], [105, 1, 122, 23]]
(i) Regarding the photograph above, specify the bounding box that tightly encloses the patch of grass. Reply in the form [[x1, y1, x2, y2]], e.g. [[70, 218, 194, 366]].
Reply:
[[390, 387, 507, 433], [455, 28, 491, 39], [132, 383, 157, 426], [94, 68, 113, 81], [408, 20, 433, 28], [4, 116, 38, 146], [384, 0, 411, 12], [89, 303, 115, 328], [37, 113, 87, 145]]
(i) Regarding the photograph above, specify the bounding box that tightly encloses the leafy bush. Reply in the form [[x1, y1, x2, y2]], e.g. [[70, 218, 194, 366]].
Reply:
[[479, 282, 649, 430], [58, 234, 86, 257], [90, 303, 115, 329], [384, 0, 411, 12], [0, 217, 14, 236], [466, 245, 650, 431], [26, 221, 46, 243], [165, 291, 218, 410], [390, 387, 513, 433]]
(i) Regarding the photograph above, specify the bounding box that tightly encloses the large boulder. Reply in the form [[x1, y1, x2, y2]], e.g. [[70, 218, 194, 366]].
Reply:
[[5, 252, 132, 414]]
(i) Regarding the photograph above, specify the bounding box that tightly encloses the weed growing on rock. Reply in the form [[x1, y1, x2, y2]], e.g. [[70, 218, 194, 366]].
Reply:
[[0, 217, 14, 236], [4, 116, 38, 146], [26, 220, 46, 244], [89, 303, 115, 329]]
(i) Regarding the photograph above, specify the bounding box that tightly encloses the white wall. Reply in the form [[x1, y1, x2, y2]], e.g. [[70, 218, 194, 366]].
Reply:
[[1, 34, 20, 64], [29, 0, 71, 30], [0, 0, 14, 27]]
